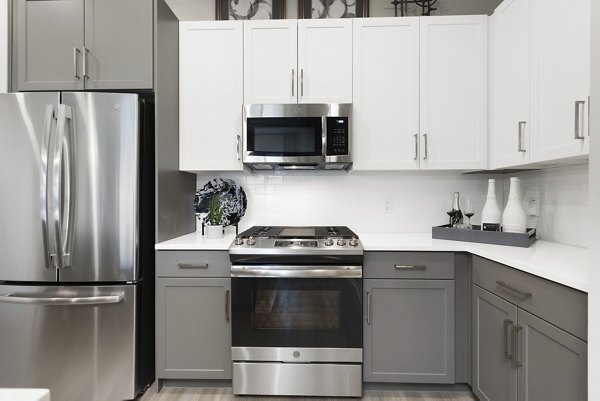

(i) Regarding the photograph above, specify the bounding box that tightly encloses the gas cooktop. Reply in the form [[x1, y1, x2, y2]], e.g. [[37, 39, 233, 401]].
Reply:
[[237, 226, 358, 240], [230, 226, 363, 254]]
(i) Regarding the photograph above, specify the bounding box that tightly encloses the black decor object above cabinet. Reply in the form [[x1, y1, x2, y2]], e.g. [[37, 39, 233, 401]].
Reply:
[[12, 0, 153, 91]]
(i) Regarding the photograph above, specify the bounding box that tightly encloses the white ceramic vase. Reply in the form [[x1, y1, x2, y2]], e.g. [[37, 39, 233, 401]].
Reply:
[[205, 225, 224, 239], [502, 177, 527, 233], [481, 179, 501, 231]]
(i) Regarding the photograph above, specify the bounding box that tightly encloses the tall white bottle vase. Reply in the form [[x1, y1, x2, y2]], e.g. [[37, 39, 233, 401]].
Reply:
[[502, 177, 527, 233], [481, 179, 501, 231]]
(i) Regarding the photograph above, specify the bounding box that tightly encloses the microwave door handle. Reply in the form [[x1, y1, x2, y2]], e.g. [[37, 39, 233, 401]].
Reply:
[[322, 116, 327, 157]]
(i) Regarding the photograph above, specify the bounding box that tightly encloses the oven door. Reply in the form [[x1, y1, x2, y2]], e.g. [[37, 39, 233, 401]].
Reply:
[[231, 272, 362, 355]]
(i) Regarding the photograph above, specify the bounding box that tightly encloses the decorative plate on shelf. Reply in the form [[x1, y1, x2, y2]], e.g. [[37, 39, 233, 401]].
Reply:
[[194, 178, 247, 226]]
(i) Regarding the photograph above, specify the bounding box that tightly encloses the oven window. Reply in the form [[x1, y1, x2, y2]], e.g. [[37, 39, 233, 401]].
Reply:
[[232, 278, 362, 348], [254, 290, 340, 330], [246, 117, 322, 156]]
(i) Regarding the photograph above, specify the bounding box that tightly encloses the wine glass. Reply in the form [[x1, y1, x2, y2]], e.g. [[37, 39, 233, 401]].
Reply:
[[464, 199, 474, 229], [445, 199, 455, 227]]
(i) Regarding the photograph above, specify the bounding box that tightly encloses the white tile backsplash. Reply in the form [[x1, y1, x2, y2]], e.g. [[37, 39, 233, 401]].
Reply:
[[196, 164, 589, 247]]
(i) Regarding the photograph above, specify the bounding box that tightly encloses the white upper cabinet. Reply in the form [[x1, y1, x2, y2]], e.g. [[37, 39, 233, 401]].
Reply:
[[179, 21, 244, 171], [491, 0, 531, 168], [244, 19, 352, 104], [297, 19, 352, 103], [244, 20, 297, 104], [419, 16, 488, 170], [529, 0, 590, 162], [352, 17, 420, 170], [0, 0, 7, 93]]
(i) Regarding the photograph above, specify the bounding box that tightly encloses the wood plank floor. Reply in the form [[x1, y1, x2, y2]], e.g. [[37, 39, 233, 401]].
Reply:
[[139, 386, 477, 401]]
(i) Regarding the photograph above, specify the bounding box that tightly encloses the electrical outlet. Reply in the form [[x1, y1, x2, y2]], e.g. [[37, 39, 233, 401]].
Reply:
[[384, 198, 393, 213], [528, 198, 539, 216]]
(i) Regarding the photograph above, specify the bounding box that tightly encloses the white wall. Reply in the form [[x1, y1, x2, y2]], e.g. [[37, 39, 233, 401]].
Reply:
[[0, 0, 8, 93], [195, 167, 589, 247], [588, 0, 600, 394]]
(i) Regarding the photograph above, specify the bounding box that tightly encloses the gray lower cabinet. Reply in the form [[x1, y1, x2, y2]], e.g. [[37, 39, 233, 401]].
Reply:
[[363, 279, 455, 383], [156, 277, 232, 380], [13, 0, 153, 91], [472, 256, 588, 401], [517, 309, 587, 401], [472, 285, 518, 401]]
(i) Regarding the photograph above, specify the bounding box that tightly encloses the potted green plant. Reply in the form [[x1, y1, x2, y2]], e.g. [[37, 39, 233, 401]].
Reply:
[[205, 195, 224, 239]]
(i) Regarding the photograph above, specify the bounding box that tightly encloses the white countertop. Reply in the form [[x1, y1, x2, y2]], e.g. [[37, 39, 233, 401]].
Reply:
[[156, 231, 589, 292], [0, 389, 50, 401]]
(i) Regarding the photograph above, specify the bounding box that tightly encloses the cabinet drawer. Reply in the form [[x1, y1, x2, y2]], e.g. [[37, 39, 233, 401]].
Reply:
[[364, 252, 454, 279], [156, 251, 230, 278], [472, 255, 587, 341]]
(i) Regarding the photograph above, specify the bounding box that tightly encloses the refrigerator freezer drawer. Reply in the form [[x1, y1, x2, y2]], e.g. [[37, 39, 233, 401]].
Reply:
[[0, 284, 138, 401]]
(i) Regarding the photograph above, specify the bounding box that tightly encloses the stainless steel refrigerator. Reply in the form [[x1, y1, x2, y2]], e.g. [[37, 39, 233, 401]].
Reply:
[[0, 92, 155, 401]]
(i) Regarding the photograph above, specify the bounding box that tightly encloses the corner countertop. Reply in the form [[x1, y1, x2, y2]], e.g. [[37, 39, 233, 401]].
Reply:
[[155, 231, 589, 293]]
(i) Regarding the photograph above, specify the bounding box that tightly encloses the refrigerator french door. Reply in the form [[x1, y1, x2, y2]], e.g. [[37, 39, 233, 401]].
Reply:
[[0, 92, 153, 401]]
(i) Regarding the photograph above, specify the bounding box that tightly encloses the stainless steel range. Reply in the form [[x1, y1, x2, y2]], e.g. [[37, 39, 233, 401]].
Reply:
[[229, 226, 363, 397]]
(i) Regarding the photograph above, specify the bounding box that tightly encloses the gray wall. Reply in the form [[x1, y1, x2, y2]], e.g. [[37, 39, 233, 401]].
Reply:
[[167, 0, 502, 21], [588, 0, 599, 396]]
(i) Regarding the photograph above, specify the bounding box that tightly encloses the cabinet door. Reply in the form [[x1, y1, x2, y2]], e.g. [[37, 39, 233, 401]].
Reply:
[[14, 0, 84, 91], [352, 18, 420, 170], [491, 0, 531, 168], [156, 278, 232, 380], [84, 0, 153, 90], [244, 20, 297, 104], [472, 285, 518, 401], [516, 309, 587, 401], [530, 0, 590, 162], [420, 16, 488, 170], [364, 279, 454, 383], [297, 19, 352, 103], [179, 21, 243, 171]]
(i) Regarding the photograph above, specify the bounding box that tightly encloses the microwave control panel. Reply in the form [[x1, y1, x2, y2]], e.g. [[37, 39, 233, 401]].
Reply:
[[326, 117, 349, 156]]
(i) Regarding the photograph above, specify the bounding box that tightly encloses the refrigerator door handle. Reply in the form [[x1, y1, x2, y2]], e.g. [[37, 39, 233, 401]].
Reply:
[[41, 105, 57, 269], [53, 104, 76, 269], [0, 293, 124, 306]]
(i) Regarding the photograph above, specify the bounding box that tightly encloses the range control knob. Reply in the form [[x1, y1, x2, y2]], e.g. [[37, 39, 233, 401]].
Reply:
[[246, 236, 256, 246], [234, 236, 244, 246], [337, 239, 347, 246], [324, 238, 334, 246], [349, 237, 359, 247]]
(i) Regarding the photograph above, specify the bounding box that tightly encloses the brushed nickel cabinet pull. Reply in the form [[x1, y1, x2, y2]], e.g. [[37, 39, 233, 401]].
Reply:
[[301, 68, 304, 96], [513, 325, 524, 367], [236, 135, 241, 161], [394, 264, 426, 270], [226, 289, 230, 322], [423, 133, 428, 160], [504, 319, 513, 360], [73, 48, 81, 79], [575, 100, 585, 139], [414, 133, 419, 160], [366, 291, 372, 325], [518, 121, 527, 152], [291, 69, 295, 97], [496, 281, 532, 298], [177, 263, 208, 269]]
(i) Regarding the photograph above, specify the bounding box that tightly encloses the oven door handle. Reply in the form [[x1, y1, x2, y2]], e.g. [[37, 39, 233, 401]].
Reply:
[[230, 265, 362, 278]]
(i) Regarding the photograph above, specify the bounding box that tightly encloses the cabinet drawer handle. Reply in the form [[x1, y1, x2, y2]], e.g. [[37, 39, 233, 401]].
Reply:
[[503, 319, 513, 360], [513, 325, 524, 367], [177, 263, 208, 269], [73, 47, 81, 79], [414, 133, 419, 160], [301, 68, 304, 96], [423, 133, 428, 160], [394, 264, 426, 270], [496, 281, 532, 298], [82, 46, 89, 79], [226, 289, 230, 322], [236, 135, 241, 161], [291, 69, 295, 97], [518, 121, 526, 152], [366, 291, 371, 325], [575, 100, 585, 139]]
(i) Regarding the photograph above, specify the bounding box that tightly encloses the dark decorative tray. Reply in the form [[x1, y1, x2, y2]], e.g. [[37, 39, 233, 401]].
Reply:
[[432, 225, 537, 248]]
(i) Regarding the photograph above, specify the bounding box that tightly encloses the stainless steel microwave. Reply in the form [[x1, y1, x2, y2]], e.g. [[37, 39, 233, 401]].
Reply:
[[243, 104, 352, 170]]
